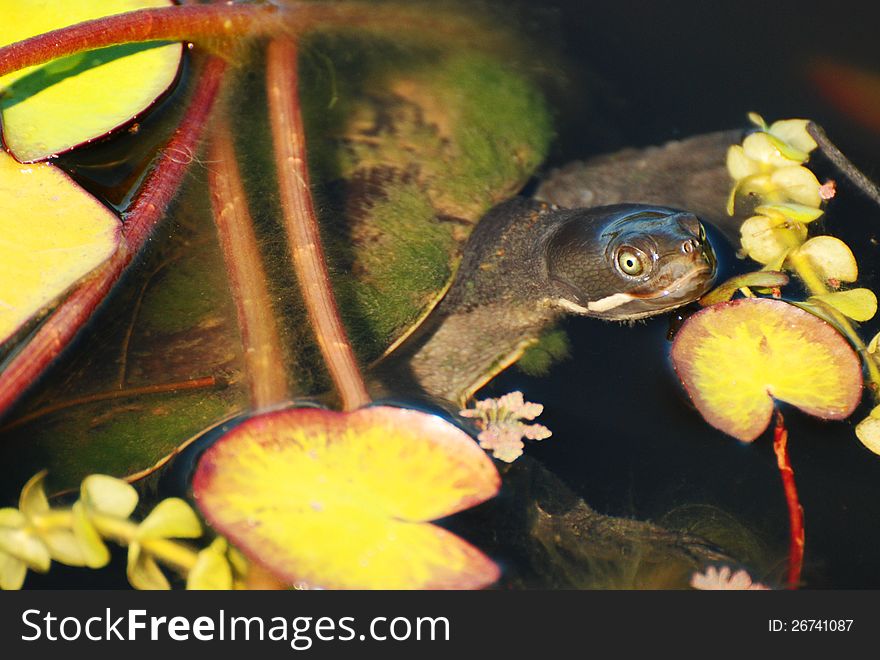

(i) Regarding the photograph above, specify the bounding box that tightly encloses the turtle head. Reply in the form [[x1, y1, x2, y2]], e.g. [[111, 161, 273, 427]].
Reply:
[[544, 205, 717, 320]]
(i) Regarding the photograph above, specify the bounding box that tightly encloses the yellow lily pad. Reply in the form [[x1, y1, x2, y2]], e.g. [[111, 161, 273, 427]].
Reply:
[[671, 298, 862, 441], [0, 0, 182, 163], [0, 150, 121, 345], [192, 406, 501, 590]]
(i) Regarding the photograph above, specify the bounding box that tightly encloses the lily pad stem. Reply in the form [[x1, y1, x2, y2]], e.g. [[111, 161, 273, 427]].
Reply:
[[208, 116, 290, 410], [266, 38, 370, 411], [773, 412, 803, 589]]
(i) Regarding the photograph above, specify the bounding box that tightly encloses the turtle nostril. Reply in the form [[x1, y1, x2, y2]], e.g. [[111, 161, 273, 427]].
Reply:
[[682, 239, 696, 254]]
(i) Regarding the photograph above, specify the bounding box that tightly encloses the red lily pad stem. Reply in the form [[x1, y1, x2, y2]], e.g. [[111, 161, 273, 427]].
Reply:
[[0, 2, 499, 83], [0, 4, 285, 80], [266, 39, 370, 411], [773, 411, 804, 589], [0, 56, 227, 420], [208, 116, 289, 410]]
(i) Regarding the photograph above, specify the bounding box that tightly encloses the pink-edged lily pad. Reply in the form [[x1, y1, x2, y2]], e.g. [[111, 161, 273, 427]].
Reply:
[[671, 298, 862, 441], [0, 0, 183, 163], [0, 150, 121, 345], [193, 406, 501, 590]]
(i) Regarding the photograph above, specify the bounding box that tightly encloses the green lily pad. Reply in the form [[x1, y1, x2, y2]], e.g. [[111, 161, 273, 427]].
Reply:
[[0, 0, 182, 163]]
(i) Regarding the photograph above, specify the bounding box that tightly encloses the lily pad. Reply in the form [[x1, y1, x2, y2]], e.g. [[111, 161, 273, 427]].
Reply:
[[0, 150, 120, 346], [0, 0, 182, 163], [671, 298, 862, 441], [192, 406, 501, 589]]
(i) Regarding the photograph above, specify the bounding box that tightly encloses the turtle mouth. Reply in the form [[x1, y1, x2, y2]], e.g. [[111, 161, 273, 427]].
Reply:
[[631, 264, 714, 303]]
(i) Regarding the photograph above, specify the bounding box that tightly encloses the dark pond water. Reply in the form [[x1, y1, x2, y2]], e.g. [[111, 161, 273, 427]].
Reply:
[[476, 0, 880, 588], [7, 0, 880, 588]]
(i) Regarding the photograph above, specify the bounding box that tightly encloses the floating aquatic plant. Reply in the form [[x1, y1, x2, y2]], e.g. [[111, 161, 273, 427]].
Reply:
[[0, 471, 243, 590], [459, 391, 552, 463], [671, 298, 862, 442], [690, 565, 769, 591], [192, 406, 501, 590]]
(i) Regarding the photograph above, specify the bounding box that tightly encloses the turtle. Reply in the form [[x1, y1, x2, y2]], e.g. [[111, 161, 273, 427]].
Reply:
[[370, 130, 741, 404]]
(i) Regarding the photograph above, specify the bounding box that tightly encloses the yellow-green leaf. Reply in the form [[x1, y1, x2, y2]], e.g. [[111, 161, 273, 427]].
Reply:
[[127, 542, 170, 590], [754, 203, 824, 223], [137, 498, 201, 541], [81, 475, 138, 518], [192, 406, 501, 590], [18, 471, 49, 518], [0, 151, 121, 346], [0, 509, 26, 528], [810, 288, 878, 322], [671, 298, 862, 441], [0, 527, 50, 571], [767, 118, 818, 154], [0, 0, 183, 163], [739, 214, 807, 265], [699, 271, 789, 306], [726, 144, 760, 180], [39, 529, 87, 566], [769, 165, 822, 207], [72, 501, 110, 568], [0, 552, 27, 590], [187, 538, 233, 591], [742, 132, 803, 168], [795, 236, 858, 283], [856, 406, 880, 455]]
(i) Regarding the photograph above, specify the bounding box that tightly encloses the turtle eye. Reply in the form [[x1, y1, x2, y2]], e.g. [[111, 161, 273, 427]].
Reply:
[[616, 247, 646, 276]]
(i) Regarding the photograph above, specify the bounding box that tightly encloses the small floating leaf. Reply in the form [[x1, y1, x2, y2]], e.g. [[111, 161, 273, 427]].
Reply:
[[671, 298, 862, 441], [0, 151, 121, 346], [699, 271, 789, 306], [71, 501, 110, 568], [137, 499, 202, 541], [754, 203, 824, 223], [187, 537, 234, 591], [81, 475, 139, 519], [795, 236, 858, 283], [726, 144, 760, 180], [742, 132, 804, 167], [739, 214, 806, 265], [769, 165, 822, 207], [809, 288, 878, 322], [766, 118, 817, 155], [127, 542, 170, 591], [193, 406, 501, 589], [0, 0, 183, 162], [856, 406, 880, 455]]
